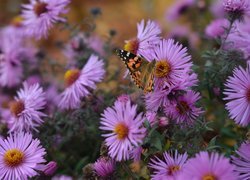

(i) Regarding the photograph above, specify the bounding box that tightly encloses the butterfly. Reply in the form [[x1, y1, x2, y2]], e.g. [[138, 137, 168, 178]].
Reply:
[[116, 49, 155, 93]]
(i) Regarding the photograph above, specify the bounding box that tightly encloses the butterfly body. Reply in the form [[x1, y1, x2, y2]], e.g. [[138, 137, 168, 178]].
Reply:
[[116, 49, 155, 93]]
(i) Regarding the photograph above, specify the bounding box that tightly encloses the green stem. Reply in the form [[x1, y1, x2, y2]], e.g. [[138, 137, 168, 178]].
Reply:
[[220, 19, 235, 49]]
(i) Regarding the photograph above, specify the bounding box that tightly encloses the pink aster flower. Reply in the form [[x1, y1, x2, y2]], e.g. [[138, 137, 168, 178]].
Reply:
[[7, 82, 46, 133], [178, 151, 238, 180], [58, 54, 105, 110], [149, 151, 188, 180], [124, 19, 161, 59], [165, 0, 195, 22], [22, 0, 71, 39], [93, 157, 115, 178], [0, 132, 46, 179], [223, 64, 250, 126], [232, 142, 250, 179], [164, 91, 203, 124], [100, 100, 146, 161], [152, 39, 192, 90], [205, 18, 230, 38]]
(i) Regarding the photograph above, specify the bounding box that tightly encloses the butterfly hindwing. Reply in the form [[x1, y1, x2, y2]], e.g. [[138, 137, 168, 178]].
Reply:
[[116, 49, 155, 93]]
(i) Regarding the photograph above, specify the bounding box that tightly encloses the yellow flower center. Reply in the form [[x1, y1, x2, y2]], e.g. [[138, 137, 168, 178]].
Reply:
[[176, 101, 190, 115], [124, 39, 139, 54], [9, 100, 25, 117], [168, 165, 180, 175], [114, 123, 129, 140], [154, 60, 171, 78], [4, 149, 24, 167], [34, 2, 48, 16], [64, 69, 80, 87], [202, 174, 217, 180], [11, 16, 24, 27]]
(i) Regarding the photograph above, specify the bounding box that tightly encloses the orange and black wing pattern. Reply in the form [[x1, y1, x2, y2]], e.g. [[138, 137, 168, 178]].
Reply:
[[116, 49, 155, 93]]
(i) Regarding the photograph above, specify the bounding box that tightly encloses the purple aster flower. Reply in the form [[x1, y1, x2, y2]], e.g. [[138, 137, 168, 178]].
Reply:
[[232, 142, 250, 179], [145, 70, 198, 111], [165, 0, 195, 22], [223, 64, 250, 126], [145, 111, 157, 126], [39, 161, 58, 176], [158, 116, 169, 127], [223, 0, 250, 20], [0, 26, 38, 88], [164, 90, 203, 124], [26, 75, 42, 86], [210, 0, 225, 18], [0, 132, 46, 179], [100, 100, 146, 161], [178, 151, 238, 180], [116, 94, 130, 104], [88, 34, 106, 57], [64, 34, 85, 64], [7, 82, 46, 133], [64, 33, 105, 67], [131, 146, 143, 162], [45, 84, 60, 115], [148, 151, 188, 180], [93, 157, 115, 178], [0, 30, 24, 88], [52, 175, 72, 180], [58, 54, 105, 110], [167, 25, 200, 50], [152, 39, 192, 90], [124, 19, 161, 59], [226, 19, 250, 59], [205, 18, 230, 38], [22, 0, 71, 39]]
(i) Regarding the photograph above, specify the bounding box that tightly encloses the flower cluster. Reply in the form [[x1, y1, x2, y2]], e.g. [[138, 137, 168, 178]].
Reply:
[[1, 0, 250, 179]]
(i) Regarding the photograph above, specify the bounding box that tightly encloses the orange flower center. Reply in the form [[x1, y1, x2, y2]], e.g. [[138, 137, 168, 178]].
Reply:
[[124, 39, 139, 54], [34, 2, 48, 16], [4, 149, 24, 167], [9, 100, 25, 117], [11, 16, 24, 27], [168, 165, 180, 175], [155, 60, 171, 78], [114, 123, 129, 140], [64, 69, 80, 87], [176, 101, 190, 115], [202, 174, 217, 180]]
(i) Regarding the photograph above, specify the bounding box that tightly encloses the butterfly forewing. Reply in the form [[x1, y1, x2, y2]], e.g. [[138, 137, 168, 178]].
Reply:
[[116, 49, 155, 93]]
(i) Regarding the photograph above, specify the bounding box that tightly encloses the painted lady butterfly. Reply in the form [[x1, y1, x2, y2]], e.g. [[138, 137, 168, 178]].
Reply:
[[116, 49, 155, 93]]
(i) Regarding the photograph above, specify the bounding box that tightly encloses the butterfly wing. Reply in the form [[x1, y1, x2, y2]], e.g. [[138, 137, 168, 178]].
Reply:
[[116, 49, 143, 72], [116, 49, 155, 93]]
